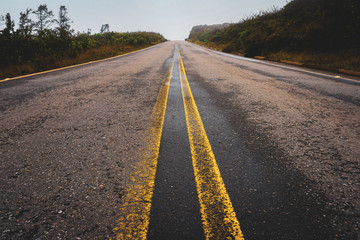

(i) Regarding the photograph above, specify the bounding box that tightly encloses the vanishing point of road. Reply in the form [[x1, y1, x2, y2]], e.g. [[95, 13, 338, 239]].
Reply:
[[1, 41, 359, 239]]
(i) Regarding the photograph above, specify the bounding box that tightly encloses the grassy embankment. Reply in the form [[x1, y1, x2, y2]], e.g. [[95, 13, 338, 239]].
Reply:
[[0, 31, 166, 79], [187, 0, 360, 74]]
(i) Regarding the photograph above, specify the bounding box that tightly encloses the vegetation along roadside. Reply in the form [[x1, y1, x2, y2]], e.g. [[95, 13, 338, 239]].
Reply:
[[187, 0, 360, 74], [0, 5, 166, 79]]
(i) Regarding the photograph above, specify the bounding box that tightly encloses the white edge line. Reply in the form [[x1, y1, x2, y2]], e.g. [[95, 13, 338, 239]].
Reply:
[[187, 42, 360, 84]]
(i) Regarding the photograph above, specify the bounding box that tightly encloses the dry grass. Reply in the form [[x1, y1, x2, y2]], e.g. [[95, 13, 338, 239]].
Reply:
[[0, 45, 152, 79], [190, 40, 237, 54], [191, 40, 360, 74], [267, 51, 360, 72]]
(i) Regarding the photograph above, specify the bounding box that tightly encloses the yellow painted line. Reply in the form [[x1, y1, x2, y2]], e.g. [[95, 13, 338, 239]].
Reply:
[[111, 56, 175, 239], [0, 44, 161, 83], [178, 50, 244, 240]]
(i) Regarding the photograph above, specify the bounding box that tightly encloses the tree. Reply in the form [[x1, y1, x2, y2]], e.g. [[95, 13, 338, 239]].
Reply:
[[100, 24, 110, 34], [1, 13, 14, 37], [0, 15, 4, 28], [33, 4, 55, 34], [18, 8, 34, 37], [57, 5, 72, 38], [0, 13, 15, 67]]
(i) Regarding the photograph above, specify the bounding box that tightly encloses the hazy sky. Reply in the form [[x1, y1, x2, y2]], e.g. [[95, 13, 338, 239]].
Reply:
[[2, 0, 289, 40]]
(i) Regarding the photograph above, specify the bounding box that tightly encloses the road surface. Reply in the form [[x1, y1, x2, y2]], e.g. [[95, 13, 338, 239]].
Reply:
[[1, 41, 359, 239]]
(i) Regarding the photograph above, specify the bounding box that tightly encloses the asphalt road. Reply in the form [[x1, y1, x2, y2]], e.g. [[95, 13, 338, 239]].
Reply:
[[1, 41, 359, 239]]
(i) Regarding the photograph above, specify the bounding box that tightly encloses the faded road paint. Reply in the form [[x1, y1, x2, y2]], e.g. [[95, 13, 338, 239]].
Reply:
[[111, 54, 175, 239], [178, 50, 244, 240]]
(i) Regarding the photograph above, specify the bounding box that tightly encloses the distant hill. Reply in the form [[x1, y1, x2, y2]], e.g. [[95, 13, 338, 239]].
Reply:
[[187, 0, 360, 72], [187, 23, 231, 40]]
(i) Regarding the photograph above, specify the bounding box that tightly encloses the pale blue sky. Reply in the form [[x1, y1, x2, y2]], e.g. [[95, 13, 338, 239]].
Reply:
[[2, 0, 289, 40]]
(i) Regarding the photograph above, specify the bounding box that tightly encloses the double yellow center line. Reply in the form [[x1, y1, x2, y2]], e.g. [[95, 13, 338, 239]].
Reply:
[[179, 51, 244, 240], [113, 48, 244, 239]]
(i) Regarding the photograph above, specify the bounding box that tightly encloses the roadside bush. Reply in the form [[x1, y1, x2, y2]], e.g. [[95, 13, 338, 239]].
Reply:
[[187, 0, 360, 71]]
